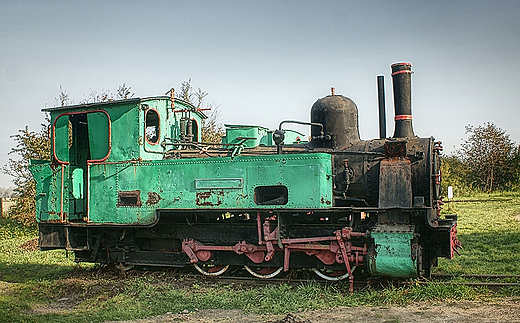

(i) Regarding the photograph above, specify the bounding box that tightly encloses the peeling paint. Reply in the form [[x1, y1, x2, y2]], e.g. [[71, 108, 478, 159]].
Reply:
[[146, 191, 162, 206], [196, 190, 224, 207]]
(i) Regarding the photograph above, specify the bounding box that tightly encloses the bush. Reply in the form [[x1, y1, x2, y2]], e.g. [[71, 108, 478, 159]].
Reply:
[[457, 123, 518, 192], [2, 122, 51, 226]]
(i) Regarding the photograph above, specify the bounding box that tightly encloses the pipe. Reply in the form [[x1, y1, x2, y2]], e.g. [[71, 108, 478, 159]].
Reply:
[[180, 118, 187, 139], [187, 119, 193, 141], [377, 75, 386, 139], [391, 62, 415, 138]]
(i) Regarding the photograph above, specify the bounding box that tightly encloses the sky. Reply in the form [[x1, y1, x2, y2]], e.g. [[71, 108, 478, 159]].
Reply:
[[1, 0, 520, 187]]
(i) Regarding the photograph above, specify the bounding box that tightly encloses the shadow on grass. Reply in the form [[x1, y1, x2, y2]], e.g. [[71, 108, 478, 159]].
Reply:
[[0, 261, 77, 283]]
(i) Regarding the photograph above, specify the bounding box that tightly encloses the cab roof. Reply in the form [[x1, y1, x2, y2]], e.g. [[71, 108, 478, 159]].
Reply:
[[42, 96, 200, 114]]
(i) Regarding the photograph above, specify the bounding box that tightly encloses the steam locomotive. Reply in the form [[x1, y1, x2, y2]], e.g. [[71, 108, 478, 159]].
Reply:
[[30, 63, 460, 291]]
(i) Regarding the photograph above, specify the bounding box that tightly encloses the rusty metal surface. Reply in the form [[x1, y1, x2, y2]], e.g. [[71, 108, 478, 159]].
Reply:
[[378, 159, 412, 208]]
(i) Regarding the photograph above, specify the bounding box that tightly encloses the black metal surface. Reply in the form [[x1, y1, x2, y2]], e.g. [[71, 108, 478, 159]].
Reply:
[[377, 75, 386, 139], [310, 94, 360, 149], [391, 62, 415, 138]]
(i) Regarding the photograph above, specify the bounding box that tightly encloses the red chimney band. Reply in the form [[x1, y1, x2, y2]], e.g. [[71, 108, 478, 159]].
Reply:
[[395, 115, 413, 121], [391, 70, 413, 76]]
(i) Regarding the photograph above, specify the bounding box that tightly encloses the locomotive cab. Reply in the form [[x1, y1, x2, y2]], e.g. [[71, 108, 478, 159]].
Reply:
[[31, 97, 206, 225]]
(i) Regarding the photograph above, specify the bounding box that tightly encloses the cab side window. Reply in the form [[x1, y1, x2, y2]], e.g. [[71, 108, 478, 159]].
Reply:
[[145, 109, 160, 144]]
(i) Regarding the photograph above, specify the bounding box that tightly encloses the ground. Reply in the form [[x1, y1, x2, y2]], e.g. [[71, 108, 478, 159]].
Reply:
[[102, 299, 520, 323]]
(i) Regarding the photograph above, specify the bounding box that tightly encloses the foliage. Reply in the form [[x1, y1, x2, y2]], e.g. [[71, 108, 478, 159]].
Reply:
[[440, 155, 473, 196], [0, 213, 36, 240], [176, 79, 225, 144], [456, 122, 518, 192], [54, 84, 135, 106], [55, 86, 70, 107], [1, 120, 51, 226], [510, 145, 520, 190], [116, 83, 134, 100], [79, 83, 135, 104]]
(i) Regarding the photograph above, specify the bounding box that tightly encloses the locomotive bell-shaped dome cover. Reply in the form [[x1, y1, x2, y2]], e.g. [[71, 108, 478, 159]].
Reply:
[[310, 94, 360, 148]]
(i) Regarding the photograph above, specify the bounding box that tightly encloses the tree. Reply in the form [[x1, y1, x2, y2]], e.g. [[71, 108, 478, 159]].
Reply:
[[456, 122, 517, 192], [117, 83, 134, 100], [440, 155, 472, 196], [56, 86, 70, 106], [509, 145, 520, 190], [176, 79, 225, 143], [1, 121, 51, 225], [80, 83, 134, 104]]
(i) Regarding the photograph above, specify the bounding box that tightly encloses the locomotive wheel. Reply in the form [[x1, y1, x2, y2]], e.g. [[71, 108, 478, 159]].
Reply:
[[313, 267, 355, 281], [244, 265, 283, 279], [194, 264, 230, 276]]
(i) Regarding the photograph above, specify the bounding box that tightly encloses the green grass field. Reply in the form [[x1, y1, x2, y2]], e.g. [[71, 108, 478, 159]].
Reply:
[[1, 192, 519, 322]]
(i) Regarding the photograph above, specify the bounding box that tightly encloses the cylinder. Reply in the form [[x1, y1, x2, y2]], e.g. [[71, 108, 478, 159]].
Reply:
[[391, 62, 415, 138], [180, 118, 187, 137], [377, 75, 386, 139], [187, 119, 193, 141]]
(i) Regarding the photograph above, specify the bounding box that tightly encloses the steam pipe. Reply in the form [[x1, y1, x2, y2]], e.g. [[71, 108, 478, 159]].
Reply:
[[391, 62, 415, 138], [377, 75, 386, 139]]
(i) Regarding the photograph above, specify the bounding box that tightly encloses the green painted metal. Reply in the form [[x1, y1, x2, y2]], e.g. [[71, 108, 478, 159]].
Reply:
[[222, 125, 269, 148], [87, 112, 110, 160], [195, 178, 243, 189], [282, 129, 306, 144], [140, 98, 169, 158], [107, 102, 141, 161], [29, 162, 69, 222], [54, 115, 69, 162], [72, 168, 84, 199], [223, 125, 307, 147], [87, 153, 332, 225], [34, 97, 331, 226], [44, 97, 208, 164], [370, 227, 417, 277]]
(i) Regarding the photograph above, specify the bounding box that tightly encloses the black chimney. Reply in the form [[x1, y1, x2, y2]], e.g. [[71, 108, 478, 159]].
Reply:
[[391, 62, 415, 138], [377, 75, 386, 139]]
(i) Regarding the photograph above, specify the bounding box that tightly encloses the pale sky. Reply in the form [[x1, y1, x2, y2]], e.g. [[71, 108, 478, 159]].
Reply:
[[1, 0, 520, 187]]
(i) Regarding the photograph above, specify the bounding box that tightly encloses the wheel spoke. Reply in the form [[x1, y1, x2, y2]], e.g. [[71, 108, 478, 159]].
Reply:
[[244, 265, 283, 279]]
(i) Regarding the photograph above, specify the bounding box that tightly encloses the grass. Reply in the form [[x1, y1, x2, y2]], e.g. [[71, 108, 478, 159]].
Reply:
[[438, 191, 520, 275], [1, 192, 520, 322]]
